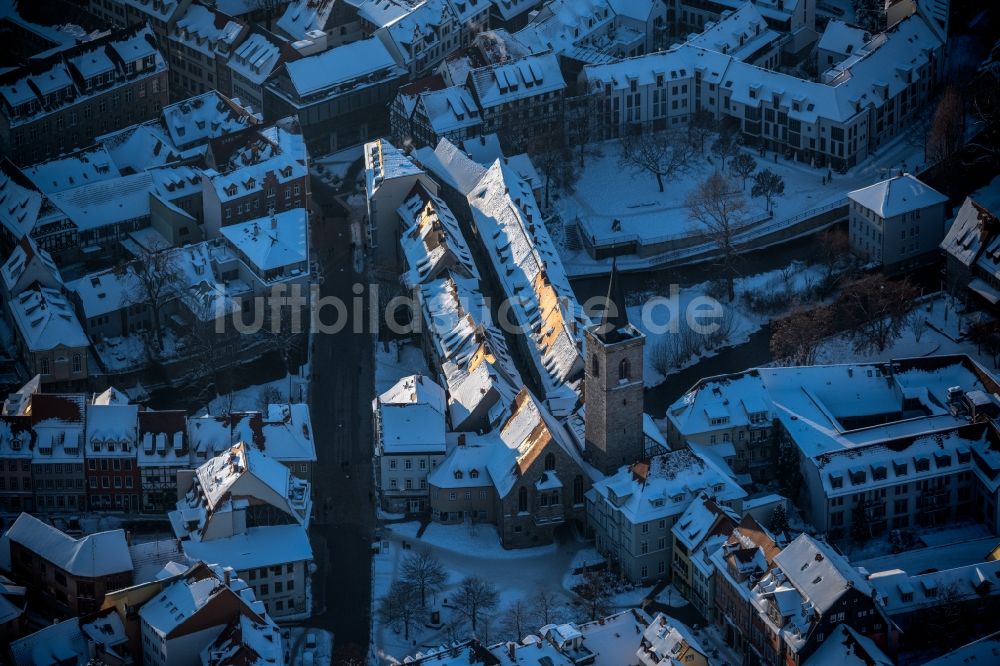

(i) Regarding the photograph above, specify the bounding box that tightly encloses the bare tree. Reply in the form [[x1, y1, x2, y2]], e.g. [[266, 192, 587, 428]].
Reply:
[[535, 146, 579, 208], [852, 0, 886, 33], [500, 599, 531, 641], [686, 171, 747, 301], [817, 226, 855, 284], [376, 582, 424, 641], [572, 569, 615, 620], [564, 93, 600, 168], [257, 385, 284, 412], [729, 152, 757, 189], [837, 274, 919, 353], [712, 127, 741, 166], [400, 551, 448, 608], [619, 129, 695, 192], [688, 109, 716, 154], [751, 168, 785, 213], [453, 576, 499, 635], [116, 241, 183, 352], [531, 588, 563, 626], [927, 85, 964, 164], [770, 306, 836, 366], [967, 64, 1000, 165]]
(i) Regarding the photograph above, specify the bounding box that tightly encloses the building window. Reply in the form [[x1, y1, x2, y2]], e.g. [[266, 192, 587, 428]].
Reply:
[[573, 475, 584, 504], [518, 487, 528, 512], [592, 354, 599, 376], [619, 358, 630, 381], [39, 356, 49, 375], [544, 453, 555, 471], [72, 354, 81, 373]]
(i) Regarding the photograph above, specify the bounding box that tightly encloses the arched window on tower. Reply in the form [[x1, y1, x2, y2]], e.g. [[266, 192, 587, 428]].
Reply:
[[592, 354, 600, 376], [518, 486, 528, 512], [619, 358, 630, 381], [544, 453, 556, 471]]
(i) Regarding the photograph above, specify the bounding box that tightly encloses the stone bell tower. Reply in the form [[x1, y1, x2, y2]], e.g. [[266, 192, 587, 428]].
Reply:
[[584, 259, 645, 475]]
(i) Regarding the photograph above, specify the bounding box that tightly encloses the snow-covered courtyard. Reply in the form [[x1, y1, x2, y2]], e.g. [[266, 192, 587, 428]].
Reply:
[[553, 133, 924, 275], [370, 520, 691, 664]]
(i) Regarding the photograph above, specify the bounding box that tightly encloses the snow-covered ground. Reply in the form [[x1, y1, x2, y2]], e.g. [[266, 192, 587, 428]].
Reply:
[[969, 173, 1000, 212], [285, 627, 334, 666], [375, 340, 430, 394], [197, 365, 310, 415], [631, 261, 828, 387], [370, 519, 698, 664], [554, 133, 923, 275], [814, 294, 995, 368]]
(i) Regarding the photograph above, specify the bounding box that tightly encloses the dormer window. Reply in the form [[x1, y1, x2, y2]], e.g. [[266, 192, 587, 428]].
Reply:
[[830, 474, 843, 489], [470, 469, 479, 479], [454, 470, 463, 479]]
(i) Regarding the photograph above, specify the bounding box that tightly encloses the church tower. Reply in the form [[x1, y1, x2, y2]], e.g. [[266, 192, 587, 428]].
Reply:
[[584, 260, 645, 475]]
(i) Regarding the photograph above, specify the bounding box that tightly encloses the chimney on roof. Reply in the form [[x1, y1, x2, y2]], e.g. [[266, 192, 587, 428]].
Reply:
[[458, 433, 466, 446], [224, 567, 232, 586]]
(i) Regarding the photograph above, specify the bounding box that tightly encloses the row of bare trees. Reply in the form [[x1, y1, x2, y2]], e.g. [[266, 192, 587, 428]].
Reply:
[[770, 273, 920, 365]]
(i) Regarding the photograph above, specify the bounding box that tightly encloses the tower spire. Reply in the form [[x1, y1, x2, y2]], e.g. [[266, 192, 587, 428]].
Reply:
[[596, 255, 631, 340]]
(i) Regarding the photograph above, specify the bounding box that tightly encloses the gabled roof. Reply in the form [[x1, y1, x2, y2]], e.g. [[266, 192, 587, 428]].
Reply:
[[1, 235, 62, 294], [804, 624, 893, 666], [21, 146, 120, 195], [941, 197, 1000, 268], [773, 534, 871, 615], [283, 37, 402, 98], [399, 185, 478, 287], [5, 512, 133, 577], [161, 90, 257, 149], [468, 52, 566, 108], [8, 285, 89, 351], [848, 173, 948, 218]]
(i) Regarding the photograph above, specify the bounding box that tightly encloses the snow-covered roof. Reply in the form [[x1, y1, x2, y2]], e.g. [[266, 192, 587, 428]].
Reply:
[[21, 146, 120, 195], [180, 524, 313, 571], [803, 622, 892, 666], [489, 0, 539, 21], [427, 437, 494, 488], [399, 186, 478, 287], [48, 171, 155, 231], [0, 414, 34, 460], [468, 161, 586, 413], [1, 235, 62, 294], [513, 0, 614, 58], [365, 138, 425, 196], [170, 3, 246, 58], [277, 0, 338, 39], [848, 173, 948, 218], [96, 121, 182, 174], [201, 612, 284, 666], [122, 0, 185, 22], [8, 285, 89, 351], [412, 138, 488, 195], [86, 397, 139, 457], [186, 441, 309, 522], [870, 558, 1000, 615], [66, 267, 137, 319], [639, 612, 709, 666], [419, 273, 522, 429], [357, 0, 422, 28], [210, 152, 306, 203], [376, 375, 448, 455], [283, 36, 403, 98], [5, 512, 133, 577], [228, 33, 282, 86], [940, 197, 1000, 268], [0, 25, 166, 127], [457, 135, 543, 191], [139, 409, 189, 466], [773, 533, 872, 616], [139, 566, 265, 638], [684, 2, 779, 62], [416, 85, 482, 135], [220, 208, 308, 272], [591, 448, 747, 525], [485, 387, 587, 498], [817, 19, 868, 58], [0, 160, 44, 239], [671, 492, 739, 553], [468, 52, 566, 109], [162, 91, 257, 149], [922, 631, 1000, 666], [8, 617, 89, 666]]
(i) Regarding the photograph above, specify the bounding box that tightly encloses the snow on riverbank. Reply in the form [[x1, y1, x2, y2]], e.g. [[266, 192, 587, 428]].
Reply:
[[631, 261, 827, 387]]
